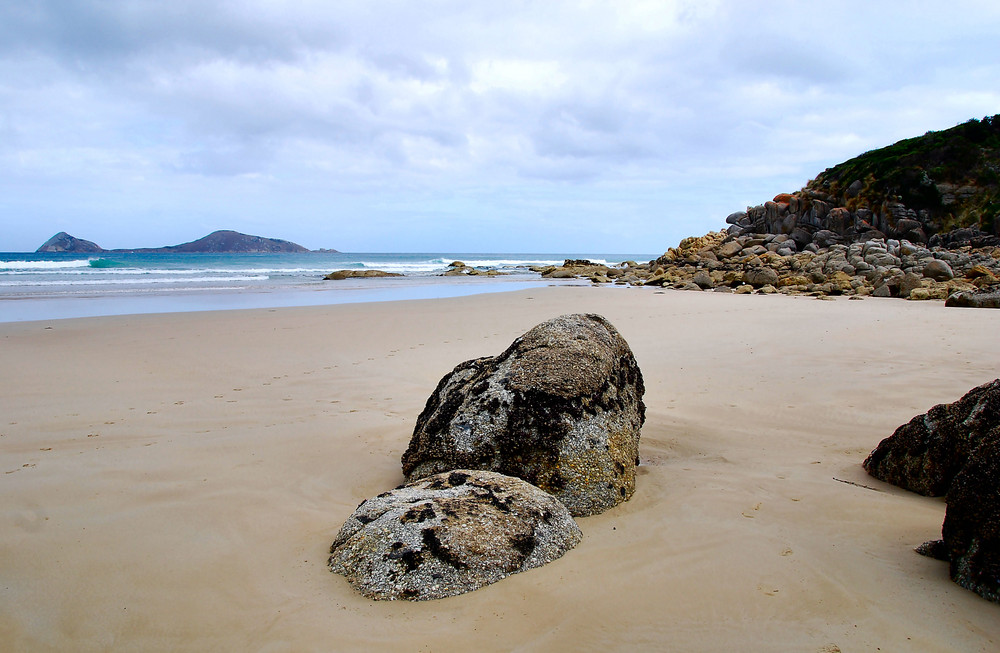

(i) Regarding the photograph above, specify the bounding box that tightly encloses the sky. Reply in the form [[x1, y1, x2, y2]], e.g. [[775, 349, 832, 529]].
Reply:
[[2, 1, 1000, 253]]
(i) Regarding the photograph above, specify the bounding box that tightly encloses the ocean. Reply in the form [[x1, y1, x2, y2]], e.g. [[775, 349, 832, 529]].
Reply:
[[0, 251, 656, 322]]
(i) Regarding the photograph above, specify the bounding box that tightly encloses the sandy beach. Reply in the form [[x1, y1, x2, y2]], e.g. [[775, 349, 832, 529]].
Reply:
[[3, 285, 999, 652]]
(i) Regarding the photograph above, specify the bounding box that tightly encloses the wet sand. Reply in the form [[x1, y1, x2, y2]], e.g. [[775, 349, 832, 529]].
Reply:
[[2, 286, 999, 651]]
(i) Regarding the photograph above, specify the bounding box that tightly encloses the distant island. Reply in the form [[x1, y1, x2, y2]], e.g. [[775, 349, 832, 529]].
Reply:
[[36, 230, 326, 254]]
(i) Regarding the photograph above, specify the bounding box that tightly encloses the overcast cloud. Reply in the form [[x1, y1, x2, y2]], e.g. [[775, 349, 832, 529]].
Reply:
[[2, 0, 999, 252]]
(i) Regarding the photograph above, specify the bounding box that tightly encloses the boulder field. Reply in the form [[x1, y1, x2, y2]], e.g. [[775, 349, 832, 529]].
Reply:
[[537, 230, 1000, 303]]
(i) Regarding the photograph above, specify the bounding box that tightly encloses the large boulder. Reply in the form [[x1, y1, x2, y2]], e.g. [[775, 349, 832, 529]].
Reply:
[[744, 267, 779, 287], [863, 379, 1000, 495], [328, 470, 582, 601], [401, 313, 645, 516], [918, 433, 1000, 603], [923, 259, 955, 281], [324, 269, 403, 280]]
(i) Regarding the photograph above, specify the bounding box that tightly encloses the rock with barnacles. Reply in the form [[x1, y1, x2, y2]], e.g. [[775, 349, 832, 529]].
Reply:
[[918, 433, 1000, 603], [863, 378, 1000, 495], [401, 313, 645, 516], [328, 470, 582, 600]]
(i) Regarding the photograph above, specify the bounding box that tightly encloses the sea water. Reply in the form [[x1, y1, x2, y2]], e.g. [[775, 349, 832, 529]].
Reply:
[[0, 251, 655, 322]]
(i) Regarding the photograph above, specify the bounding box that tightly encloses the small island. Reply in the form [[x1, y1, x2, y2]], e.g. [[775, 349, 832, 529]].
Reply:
[[35, 229, 325, 254]]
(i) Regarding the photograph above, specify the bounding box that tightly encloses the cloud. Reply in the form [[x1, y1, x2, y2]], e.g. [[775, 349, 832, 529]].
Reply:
[[1, 1, 1000, 251]]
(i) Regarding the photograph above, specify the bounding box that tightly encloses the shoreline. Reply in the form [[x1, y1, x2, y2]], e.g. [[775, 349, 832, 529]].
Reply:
[[3, 286, 1000, 651], [0, 276, 581, 324]]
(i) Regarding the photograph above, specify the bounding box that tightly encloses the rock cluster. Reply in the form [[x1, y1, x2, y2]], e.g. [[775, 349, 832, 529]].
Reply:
[[324, 269, 403, 280], [724, 185, 1000, 251], [538, 231, 1000, 302], [329, 470, 582, 601], [442, 261, 504, 277], [864, 379, 1000, 604], [402, 313, 645, 517], [330, 314, 644, 600]]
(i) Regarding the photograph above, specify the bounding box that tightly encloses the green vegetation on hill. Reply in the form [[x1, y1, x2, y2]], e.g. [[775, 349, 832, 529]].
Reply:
[[807, 115, 1000, 234]]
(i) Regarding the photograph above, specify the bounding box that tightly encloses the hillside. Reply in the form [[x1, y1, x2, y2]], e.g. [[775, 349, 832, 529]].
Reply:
[[727, 115, 1000, 248]]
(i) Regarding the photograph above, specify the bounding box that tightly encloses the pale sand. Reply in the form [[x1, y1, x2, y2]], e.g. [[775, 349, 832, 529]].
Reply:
[[2, 286, 999, 652]]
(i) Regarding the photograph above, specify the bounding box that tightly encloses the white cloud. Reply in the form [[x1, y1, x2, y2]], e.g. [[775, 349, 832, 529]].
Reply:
[[1, 1, 999, 251]]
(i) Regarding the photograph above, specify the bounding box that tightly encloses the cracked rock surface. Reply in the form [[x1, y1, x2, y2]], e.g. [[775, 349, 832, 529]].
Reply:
[[401, 313, 645, 516], [328, 470, 582, 601]]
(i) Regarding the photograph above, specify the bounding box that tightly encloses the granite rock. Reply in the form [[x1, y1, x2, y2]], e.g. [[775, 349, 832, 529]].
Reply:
[[325, 269, 404, 280], [863, 379, 1000, 495], [329, 470, 582, 600], [933, 433, 1000, 603], [946, 291, 1000, 308], [401, 313, 645, 516]]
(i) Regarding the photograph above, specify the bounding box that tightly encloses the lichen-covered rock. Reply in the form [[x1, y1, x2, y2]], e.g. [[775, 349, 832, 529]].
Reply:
[[918, 433, 1000, 603], [328, 470, 582, 601], [946, 290, 1000, 308], [401, 313, 645, 516], [863, 379, 1000, 495]]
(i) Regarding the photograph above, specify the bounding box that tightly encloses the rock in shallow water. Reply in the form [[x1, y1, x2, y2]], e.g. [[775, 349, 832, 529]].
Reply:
[[328, 470, 582, 601], [401, 313, 645, 516]]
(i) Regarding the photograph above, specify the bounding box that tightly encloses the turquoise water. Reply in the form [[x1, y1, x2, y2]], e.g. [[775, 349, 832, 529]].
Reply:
[[0, 251, 655, 322]]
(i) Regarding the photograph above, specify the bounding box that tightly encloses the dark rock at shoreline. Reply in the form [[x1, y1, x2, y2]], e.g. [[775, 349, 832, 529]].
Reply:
[[328, 469, 582, 601], [324, 269, 403, 280], [946, 290, 1000, 308], [36, 232, 103, 253], [442, 261, 504, 277], [401, 313, 645, 517], [863, 379, 1000, 496]]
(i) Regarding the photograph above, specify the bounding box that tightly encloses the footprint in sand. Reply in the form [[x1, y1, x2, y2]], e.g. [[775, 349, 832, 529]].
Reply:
[[741, 502, 762, 518]]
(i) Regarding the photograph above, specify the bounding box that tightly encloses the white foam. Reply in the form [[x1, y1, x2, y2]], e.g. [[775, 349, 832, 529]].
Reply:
[[0, 259, 95, 270], [0, 275, 269, 287]]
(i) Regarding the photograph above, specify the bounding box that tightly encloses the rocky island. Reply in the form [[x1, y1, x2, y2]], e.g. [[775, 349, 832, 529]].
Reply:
[[36, 229, 316, 253]]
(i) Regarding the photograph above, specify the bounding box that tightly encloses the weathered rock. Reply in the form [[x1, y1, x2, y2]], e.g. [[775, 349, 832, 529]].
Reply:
[[897, 272, 924, 298], [863, 379, 1000, 495], [692, 270, 714, 289], [744, 267, 780, 287], [924, 433, 1000, 603], [328, 470, 582, 601], [325, 269, 404, 280], [923, 259, 955, 281], [401, 314, 645, 516], [725, 211, 748, 225], [717, 240, 744, 259], [946, 291, 1000, 308]]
